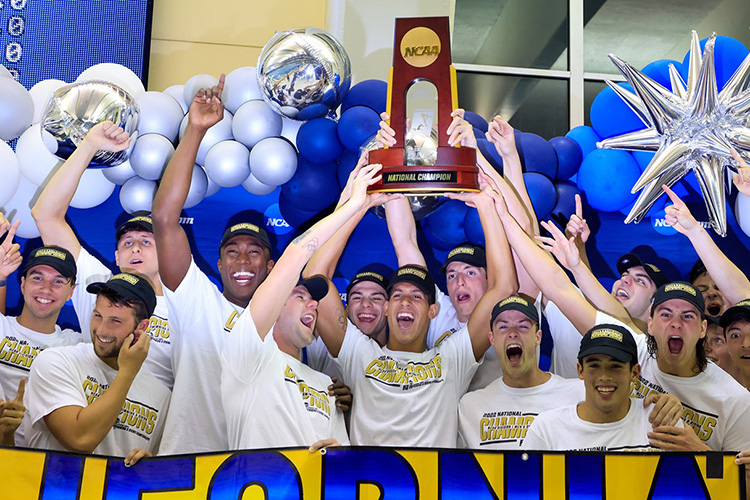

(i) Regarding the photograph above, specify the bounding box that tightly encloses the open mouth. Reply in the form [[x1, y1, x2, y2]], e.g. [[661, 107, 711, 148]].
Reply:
[[35, 297, 53, 305], [667, 336, 684, 354], [357, 312, 376, 323], [706, 303, 722, 316], [506, 343, 523, 363], [300, 314, 315, 328], [396, 311, 415, 328], [129, 258, 143, 266], [232, 271, 255, 285], [456, 293, 471, 303], [95, 334, 114, 345], [615, 289, 630, 300], [596, 386, 616, 398]]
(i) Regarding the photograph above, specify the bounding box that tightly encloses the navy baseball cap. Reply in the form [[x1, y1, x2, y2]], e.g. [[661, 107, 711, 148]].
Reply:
[[490, 295, 539, 327], [115, 211, 153, 241], [23, 246, 77, 280], [441, 243, 486, 273], [578, 323, 638, 364], [220, 221, 272, 251], [617, 253, 669, 288], [388, 265, 436, 304], [87, 272, 157, 317], [651, 282, 706, 318]]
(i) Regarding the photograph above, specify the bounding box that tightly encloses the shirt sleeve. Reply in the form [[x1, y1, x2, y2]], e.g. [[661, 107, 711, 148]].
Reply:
[[520, 419, 549, 450], [439, 325, 480, 396], [26, 349, 86, 426], [221, 309, 277, 384], [163, 258, 225, 340], [72, 248, 114, 336]]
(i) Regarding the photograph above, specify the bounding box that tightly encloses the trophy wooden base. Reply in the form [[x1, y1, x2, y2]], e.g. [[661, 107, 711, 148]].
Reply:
[[368, 146, 479, 194]]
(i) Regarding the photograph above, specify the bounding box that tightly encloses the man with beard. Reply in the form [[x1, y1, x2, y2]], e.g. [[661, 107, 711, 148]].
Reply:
[[24, 273, 168, 464]]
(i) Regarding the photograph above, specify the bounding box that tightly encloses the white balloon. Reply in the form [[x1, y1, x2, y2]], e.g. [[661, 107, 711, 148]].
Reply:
[[164, 84, 189, 113], [70, 169, 116, 209], [15, 124, 63, 186], [77, 63, 145, 97], [735, 192, 750, 238], [120, 177, 157, 214], [178, 111, 235, 165], [232, 100, 282, 149], [183, 74, 219, 105], [0, 65, 12, 79], [204, 140, 251, 188], [135, 91, 185, 142], [0, 141, 22, 207], [205, 174, 222, 197], [103, 159, 138, 185], [280, 117, 303, 146], [29, 79, 66, 124], [129, 133, 175, 180], [0, 78, 34, 140], [2, 175, 41, 239], [242, 172, 277, 196], [249, 137, 298, 186], [184, 164, 208, 209], [222, 66, 262, 114]]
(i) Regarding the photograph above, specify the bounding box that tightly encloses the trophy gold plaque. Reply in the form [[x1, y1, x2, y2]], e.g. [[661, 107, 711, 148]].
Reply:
[[368, 17, 479, 194]]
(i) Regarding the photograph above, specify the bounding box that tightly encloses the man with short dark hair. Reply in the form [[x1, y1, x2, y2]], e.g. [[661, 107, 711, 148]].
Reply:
[[24, 273, 169, 463], [720, 300, 750, 390], [690, 260, 733, 317]]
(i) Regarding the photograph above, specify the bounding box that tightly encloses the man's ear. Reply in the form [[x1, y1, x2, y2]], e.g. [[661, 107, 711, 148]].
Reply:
[[535, 328, 542, 346], [114, 250, 120, 268], [631, 362, 641, 382], [266, 259, 275, 273], [137, 318, 150, 332], [428, 303, 439, 319], [577, 361, 584, 380]]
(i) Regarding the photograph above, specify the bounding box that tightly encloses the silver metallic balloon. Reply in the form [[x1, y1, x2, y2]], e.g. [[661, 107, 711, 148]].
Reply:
[[369, 128, 445, 221], [42, 80, 139, 167], [257, 27, 351, 121], [598, 31, 750, 236]]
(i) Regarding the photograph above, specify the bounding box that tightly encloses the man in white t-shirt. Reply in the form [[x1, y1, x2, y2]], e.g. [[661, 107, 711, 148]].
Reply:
[[24, 273, 170, 464], [32, 123, 173, 389], [222, 166, 382, 449], [721, 299, 750, 389], [0, 243, 87, 446], [523, 324, 685, 451]]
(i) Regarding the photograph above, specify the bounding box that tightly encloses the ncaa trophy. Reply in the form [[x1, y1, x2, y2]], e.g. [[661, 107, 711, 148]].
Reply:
[[368, 17, 479, 194]]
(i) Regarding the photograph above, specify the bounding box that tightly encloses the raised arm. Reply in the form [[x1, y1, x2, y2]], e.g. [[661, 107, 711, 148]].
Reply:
[[152, 76, 225, 291], [449, 188, 518, 360], [0, 218, 21, 316], [43, 331, 149, 454], [32, 122, 131, 258], [663, 185, 750, 302], [495, 190, 598, 335], [250, 165, 383, 338]]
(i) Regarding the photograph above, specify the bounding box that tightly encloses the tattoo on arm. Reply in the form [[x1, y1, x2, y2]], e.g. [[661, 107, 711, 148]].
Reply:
[[335, 307, 347, 332], [292, 230, 319, 253]]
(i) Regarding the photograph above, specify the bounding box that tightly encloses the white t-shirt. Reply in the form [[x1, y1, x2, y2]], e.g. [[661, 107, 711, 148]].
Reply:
[[74, 248, 173, 389], [544, 293, 585, 379], [458, 374, 585, 449], [24, 343, 170, 456], [304, 336, 343, 382], [336, 320, 479, 447], [159, 259, 243, 454], [427, 286, 501, 392], [629, 332, 750, 452], [0, 315, 86, 446], [522, 399, 681, 451], [221, 310, 348, 449]]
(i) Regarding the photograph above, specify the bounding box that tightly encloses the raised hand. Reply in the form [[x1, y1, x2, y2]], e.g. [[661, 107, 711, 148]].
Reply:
[[731, 149, 750, 197], [566, 194, 591, 243], [446, 109, 477, 148], [346, 164, 383, 211], [82, 121, 132, 152], [536, 220, 581, 270], [188, 74, 226, 131], [0, 378, 25, 443], [663, 184, 699, 234], [117, 328, 150, 377], [0, 218, 21, 280], [376, 112, 397, 148], [485, 116, 517, 158]]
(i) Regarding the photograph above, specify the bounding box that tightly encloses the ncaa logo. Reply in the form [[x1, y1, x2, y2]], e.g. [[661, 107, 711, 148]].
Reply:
[[650, 209, 678, 236], [264, 204, 292, 235]]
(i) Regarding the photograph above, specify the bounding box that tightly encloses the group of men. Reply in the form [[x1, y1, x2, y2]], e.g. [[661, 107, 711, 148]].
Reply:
[[0, 76, 749, 492]]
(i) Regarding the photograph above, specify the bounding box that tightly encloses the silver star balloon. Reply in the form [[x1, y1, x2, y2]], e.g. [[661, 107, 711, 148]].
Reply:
[[597, 31, 750, 236]]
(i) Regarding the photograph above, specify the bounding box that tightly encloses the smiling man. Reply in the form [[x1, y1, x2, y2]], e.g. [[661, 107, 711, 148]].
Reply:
[[32, 122, 174, 390], [24, 272, 169, 463]]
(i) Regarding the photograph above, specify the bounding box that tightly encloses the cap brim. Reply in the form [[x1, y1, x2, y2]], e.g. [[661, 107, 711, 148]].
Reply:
[[299, 276, 329, 301], [578, 346, 635, 364], [720, 306, 750, 329]]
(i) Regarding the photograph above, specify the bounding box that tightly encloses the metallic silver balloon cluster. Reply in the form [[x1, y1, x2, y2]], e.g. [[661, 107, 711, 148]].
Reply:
[[42, 81, 139, 167], [598, 31, 750, 236], [257, 27, 351, 121]]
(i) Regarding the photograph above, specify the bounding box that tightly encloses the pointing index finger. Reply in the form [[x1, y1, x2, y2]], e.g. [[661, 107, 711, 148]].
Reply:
[[14, 377, 25, 403], [662, 184, 684, 207]]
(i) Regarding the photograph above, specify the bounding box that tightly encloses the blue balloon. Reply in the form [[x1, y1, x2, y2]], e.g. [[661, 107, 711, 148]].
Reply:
[[283, 157, 340, 211], [551, 181, 581, 220], [472, 127, 485, 141], [681, 36, 749, 91], [641, 59, 683, 89], [520, 133, 558, 178], [337, 149, 358, 190], [524, 172, 557, 220], [463, 111, 488, 133], [341, 79, 388, 114], [422, 200, 469, 251], [565, 126, 601, 157], [476, 138, 503, 173], [296, 118, 343, 164], [577, 149, 640, 212], [463, 208, 485, 246], [590, 83, 646, 139], [337, 106, 381, 152], [632, 151, 653, 173], [550, 136, 582, 180], [278, 185, 320, 228]]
